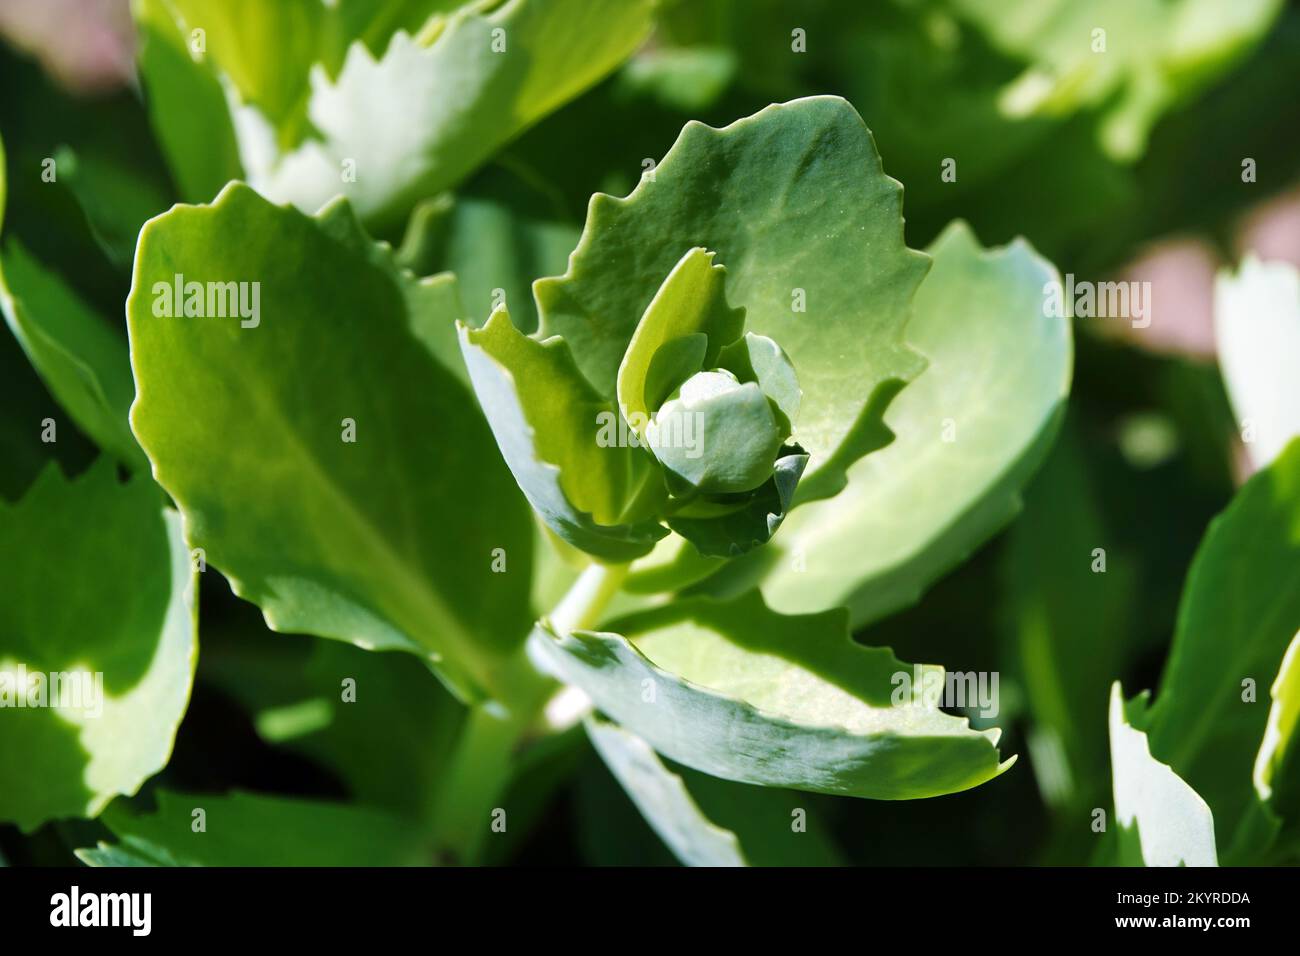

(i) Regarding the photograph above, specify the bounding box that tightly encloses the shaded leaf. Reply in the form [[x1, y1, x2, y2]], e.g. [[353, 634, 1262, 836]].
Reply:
[[81, 790, 425, 866], [0, 460, 196, 832], [0, 240, 144, 470]]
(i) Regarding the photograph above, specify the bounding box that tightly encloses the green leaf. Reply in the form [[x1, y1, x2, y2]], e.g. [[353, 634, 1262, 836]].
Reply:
[[396, 164, 581, 335], [134, 0, 243, 202], [201, 626, 466, 821], [586, 715, 843, 866], [616, 247, 745, 437], [76, 836, 181, 867], [585, 715, 746, 866], [948, 0, 1283, 160], [81, 790, 426, 866], [1143, 439, 1300, 849], [534, 95, 929, 498], [459, 308, 667, 561], [53, 145, 171, 269], [663, 449, 807, 558], [743, 222, 1070, 625], [529, 591, 1011, 799], [0, 460, 196, 832], [0, 240, 145, 470], [1214, 256, 1300, 469], [164, 0, 328, 140], [246, 0, 656, 229], [1109, 684, 1218, 866], [1225, 632, 1300, 862], [127, 182, 534, 703]]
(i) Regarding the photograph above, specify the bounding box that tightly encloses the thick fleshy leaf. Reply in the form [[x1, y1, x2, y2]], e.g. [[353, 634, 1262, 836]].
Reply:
[[127, 182, 533, 703], [740, 222, 1070, 624], [0, 460, 196, 832], [245, 0, 656, 229], [1214, 256, 1300, 469], [1142, 439, 1300, 848], [459, 308, 667, 561], [616, 246, 745, 436], [535, 95, 929, 498], [80, 790, 425, 866], [585, 716, 746, 866], [1109, 683, 1218, 867], [0, 240, 145, 470], [529, 591, 1011, 799]]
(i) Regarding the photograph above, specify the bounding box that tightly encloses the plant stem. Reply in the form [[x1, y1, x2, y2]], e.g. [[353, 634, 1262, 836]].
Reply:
[[547, 561, 630, 635], [429, 560, 629, 864]]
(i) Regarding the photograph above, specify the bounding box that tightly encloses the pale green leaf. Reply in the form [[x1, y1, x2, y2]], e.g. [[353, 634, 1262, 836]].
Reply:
[[0, 460, 196, 832], [616, 246, 744, 437], [245, 0, 656, 229], [739, 222, 1070, 625], [1109, 683, 1218, 867], [459, 308, 667, 561], [1214, 256, 1300, 469], [585, 715, 746, 866], [529, 591, 1011, 799], [126, 182, 534, 703]]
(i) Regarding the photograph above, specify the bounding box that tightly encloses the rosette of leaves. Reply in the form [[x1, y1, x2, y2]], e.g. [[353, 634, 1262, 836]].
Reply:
[[458, 95, 931, 562], [460, 245, 808, 561]]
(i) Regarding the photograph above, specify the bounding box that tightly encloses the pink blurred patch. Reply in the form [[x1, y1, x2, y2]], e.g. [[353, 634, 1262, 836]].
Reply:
[[0, 0, 135, 94], [1235, 184, 1300, 268], [1111, 237, 1222, 360]]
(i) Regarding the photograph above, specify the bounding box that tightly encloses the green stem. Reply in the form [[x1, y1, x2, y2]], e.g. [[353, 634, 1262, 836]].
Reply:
[[547, 561, 630, 635], [429, 560, 629, 864]]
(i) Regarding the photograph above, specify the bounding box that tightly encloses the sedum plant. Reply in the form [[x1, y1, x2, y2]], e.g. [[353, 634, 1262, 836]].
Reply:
[[2, 0, 1296, 869]]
